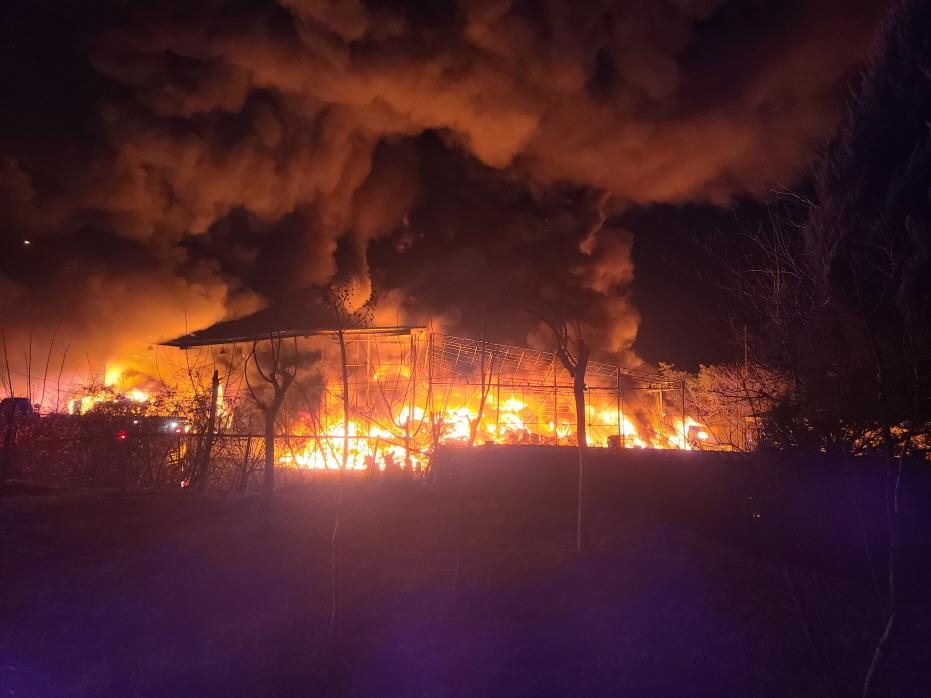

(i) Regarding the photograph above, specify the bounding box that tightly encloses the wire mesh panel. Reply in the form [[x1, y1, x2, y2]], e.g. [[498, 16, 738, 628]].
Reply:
[[425, 335, 685, 448]]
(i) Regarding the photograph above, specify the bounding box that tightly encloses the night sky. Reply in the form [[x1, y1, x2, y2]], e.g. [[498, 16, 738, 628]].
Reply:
[[0, 0, 888, 376]]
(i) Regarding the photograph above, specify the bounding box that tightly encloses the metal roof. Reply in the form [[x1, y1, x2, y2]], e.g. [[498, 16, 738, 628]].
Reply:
[[160, 296, 424, 349]]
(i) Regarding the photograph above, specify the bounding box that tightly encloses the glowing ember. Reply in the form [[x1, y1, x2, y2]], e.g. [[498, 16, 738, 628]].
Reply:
[[65, 333, 722, 471]]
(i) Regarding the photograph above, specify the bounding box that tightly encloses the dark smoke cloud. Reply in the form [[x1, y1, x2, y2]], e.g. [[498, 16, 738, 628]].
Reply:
[[0, 0, 885, 389]]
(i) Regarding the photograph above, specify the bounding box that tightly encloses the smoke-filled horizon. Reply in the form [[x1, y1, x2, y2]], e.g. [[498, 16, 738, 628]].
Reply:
[[0, 0, 886, 391]]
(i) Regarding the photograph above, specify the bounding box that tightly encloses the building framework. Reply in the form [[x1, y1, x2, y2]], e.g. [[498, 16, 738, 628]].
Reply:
[[167, 326, 701, 469]]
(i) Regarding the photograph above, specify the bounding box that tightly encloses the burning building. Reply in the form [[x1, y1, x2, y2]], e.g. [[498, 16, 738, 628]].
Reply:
[[160, 312, 720, 475]]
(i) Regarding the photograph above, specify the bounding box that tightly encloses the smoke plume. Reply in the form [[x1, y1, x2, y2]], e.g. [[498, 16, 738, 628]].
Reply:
[[0, 0, 884, 394]]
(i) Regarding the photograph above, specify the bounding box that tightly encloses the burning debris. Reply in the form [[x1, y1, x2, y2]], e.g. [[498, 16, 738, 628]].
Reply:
[[149, 326, 728, 475], [8, 301, 766, 490]]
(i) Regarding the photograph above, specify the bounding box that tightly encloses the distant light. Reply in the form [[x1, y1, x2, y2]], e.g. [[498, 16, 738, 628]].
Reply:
[[697, 430, 709, 440], [116, 430, 128, 441], [22, 239, 31, 246]]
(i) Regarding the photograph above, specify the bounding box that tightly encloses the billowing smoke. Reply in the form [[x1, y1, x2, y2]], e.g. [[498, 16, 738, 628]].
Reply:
[[0, 0, 884, 394]]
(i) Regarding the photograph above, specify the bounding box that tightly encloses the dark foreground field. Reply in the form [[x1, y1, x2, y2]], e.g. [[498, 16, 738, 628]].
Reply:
[[2, 451, 930, 697]]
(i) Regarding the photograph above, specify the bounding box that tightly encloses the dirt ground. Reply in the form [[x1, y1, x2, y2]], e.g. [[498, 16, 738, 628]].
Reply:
[[1, 475, 929, 697]]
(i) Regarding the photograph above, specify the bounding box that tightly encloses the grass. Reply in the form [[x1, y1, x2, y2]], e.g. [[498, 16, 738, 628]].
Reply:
[[1, 474, 928, 697]]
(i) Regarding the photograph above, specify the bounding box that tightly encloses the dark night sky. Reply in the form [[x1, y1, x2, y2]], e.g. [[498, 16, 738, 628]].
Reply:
[[629, 203, 751, 368], [0, 0, 889, 378]]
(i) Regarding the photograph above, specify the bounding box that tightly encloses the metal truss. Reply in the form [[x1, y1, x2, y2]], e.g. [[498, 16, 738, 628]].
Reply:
[[430, 334, 678, 391]]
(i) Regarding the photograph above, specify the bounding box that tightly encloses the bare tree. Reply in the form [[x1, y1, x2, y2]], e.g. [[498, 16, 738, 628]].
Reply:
[[542, 315, 590, 554], [157, 347, 231, 490], [682, 362, 785, 452], [0, 330, 17, 491], [322, 283, 376, 467], [321, 281, 375, 635], [244, 336, 302, 504], [1, 329, 69, 492], [709, 4, 931, 692], [187, 369, 220, 490]]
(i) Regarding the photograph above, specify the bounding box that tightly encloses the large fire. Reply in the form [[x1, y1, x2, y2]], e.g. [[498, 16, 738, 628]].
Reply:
[[64, 330, 722, 475], [258, 331, 716, 472], [67, 364, 153, 415]]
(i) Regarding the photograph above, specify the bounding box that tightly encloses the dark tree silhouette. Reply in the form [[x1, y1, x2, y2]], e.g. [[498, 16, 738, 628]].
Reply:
[[737, 0, 931, 457], [244, 336, 302, 504], [541, 314, 590, 554], [722, 3, 931, 694]]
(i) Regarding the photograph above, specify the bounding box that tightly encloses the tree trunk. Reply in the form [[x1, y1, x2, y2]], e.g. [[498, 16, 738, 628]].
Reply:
[[573, 350, 589, 555], [262, 411, 276, 501], [332, 330, 349, 635], [239, 435, 252, 494], [194, 369, 220, 491], [574, 375, 587, 452], [574, 374, 587, 554]]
